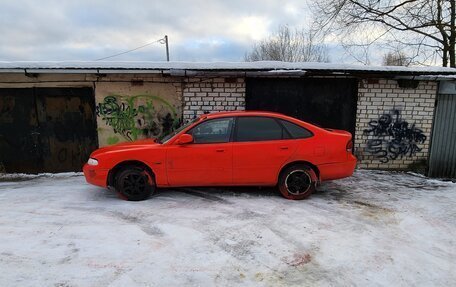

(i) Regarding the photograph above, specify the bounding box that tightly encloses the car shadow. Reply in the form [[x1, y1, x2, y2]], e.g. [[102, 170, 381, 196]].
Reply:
[[93, 185, 329, 202], [156, 186, 281, 201]]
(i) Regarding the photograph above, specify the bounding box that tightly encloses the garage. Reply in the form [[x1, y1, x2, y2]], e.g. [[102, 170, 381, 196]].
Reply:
[[1, 62, 455, 175], [0, 87, 98, 173], [245, 78, 359, 136]]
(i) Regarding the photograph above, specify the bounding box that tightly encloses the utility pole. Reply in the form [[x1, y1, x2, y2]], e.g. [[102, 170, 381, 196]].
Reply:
[[164, 35, 169, 61]]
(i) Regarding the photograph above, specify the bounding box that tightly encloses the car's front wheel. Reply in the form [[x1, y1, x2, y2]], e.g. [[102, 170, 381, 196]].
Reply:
[[278, 164, 317, 200], [115, 166, 155, 201]]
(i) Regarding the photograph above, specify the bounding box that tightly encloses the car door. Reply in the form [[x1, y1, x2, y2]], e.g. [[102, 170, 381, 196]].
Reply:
[[166, 117, 234, 186], [232, 116, 299, 185]]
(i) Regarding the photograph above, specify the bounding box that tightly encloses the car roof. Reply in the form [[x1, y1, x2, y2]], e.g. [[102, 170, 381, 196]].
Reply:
[[198, 110, 324, 134], [201, 110, 287, 120]]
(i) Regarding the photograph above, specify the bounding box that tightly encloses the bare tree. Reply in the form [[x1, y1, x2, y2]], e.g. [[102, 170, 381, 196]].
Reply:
[[245, 25, 329, 62], [311, 0, 456, 67], [382, 50, 410, 66]]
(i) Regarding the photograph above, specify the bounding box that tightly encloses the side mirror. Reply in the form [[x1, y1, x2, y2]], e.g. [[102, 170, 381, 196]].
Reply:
[[176, 134, 194, 145]]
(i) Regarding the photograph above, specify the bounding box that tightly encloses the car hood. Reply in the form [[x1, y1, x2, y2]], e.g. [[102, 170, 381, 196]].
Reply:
[[90, 139, 160, 157]]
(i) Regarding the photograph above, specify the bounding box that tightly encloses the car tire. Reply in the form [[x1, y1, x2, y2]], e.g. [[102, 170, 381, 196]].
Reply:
[[115, 166, 155, 201], [278, 164, 317, 200]]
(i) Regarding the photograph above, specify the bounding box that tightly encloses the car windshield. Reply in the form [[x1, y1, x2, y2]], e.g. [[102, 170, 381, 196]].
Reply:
[[157, 117, 200, 144]]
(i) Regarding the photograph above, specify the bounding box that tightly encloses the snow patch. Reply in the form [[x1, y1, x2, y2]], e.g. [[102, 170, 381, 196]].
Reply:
[[0, 170, 455, 286], [0, 60, 455, 74]]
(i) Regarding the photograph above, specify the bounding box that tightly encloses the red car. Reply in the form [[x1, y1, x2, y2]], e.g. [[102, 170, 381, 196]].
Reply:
[[83, 111, 356, 201]]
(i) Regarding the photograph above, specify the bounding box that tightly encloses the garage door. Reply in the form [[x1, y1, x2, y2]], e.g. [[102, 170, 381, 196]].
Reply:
[[0, 88, 98, 173], [428, 93, 456, 179], [246, 78, 358, 136]]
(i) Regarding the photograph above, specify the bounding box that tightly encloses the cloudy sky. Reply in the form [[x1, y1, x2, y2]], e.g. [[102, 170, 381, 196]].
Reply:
[[0, 0, 359, 63]]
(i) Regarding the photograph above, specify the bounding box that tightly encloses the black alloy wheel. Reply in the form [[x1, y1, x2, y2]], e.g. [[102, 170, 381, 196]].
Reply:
[[278, 164, 317, 200], [116, 166, 155, 201], [285, 170, 312, 195]]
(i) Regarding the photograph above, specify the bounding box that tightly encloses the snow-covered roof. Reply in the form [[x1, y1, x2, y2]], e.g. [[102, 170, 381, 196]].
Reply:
[[0, 61, 455, 76]]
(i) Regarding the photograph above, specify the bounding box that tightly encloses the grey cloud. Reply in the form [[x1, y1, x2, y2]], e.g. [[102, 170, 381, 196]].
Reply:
[[0, 0, 334, 62]]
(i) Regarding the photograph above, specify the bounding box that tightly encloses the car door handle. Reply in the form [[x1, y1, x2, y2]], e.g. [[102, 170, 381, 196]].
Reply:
[[216, 149, 225, 152], [280, 146, 289, 150]]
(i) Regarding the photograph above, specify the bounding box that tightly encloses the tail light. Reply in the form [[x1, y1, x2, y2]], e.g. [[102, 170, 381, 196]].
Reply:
[[346, 140, 353, 152]]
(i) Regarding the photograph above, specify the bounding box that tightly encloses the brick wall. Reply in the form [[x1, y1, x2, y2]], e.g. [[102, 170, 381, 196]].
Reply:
[[182, 78, 245, 121], [354, 79, 437, 170]]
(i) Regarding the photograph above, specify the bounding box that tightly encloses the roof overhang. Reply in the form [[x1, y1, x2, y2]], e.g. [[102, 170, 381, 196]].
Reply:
[[0, 61, 455, 78]]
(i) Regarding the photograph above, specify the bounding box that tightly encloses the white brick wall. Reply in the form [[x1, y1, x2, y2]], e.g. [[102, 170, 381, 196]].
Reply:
[[182, 78, 245, 121], [354, 79, 437, 169]]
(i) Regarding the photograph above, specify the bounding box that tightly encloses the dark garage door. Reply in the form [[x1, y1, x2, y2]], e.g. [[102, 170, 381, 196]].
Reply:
[[428, 93, 456, 179], [246, 78, 358, 136], [0, 87, 98, 173]]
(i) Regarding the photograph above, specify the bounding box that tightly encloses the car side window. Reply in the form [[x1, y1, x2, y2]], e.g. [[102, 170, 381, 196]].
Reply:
[[279, 119, 313, 139], [188, 117, 233, 144], [235, 117, 285, 142]]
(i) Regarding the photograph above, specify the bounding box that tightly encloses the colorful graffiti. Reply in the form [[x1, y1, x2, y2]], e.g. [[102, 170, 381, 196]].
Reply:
[[96, 95, 180, 142], [363, 110, 427, 163]]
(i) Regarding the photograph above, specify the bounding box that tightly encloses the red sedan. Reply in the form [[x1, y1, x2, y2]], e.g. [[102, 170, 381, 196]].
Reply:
[[83, 111, 356, 200]]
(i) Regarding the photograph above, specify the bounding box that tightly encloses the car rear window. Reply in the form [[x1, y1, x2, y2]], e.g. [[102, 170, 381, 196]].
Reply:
[[279, 119, 313, 139], [235, 117, 285, 142]]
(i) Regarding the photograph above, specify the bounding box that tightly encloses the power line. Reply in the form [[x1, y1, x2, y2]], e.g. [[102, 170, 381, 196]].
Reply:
[[94, 37, 166, 61]]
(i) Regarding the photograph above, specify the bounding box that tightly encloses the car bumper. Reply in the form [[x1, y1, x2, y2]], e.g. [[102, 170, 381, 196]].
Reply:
[[318, 154, 357, 181], [83, 163, 109, 188]]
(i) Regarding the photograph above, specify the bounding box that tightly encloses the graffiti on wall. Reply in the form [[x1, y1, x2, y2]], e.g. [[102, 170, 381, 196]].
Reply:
[[96, 94, 180, 144], [363, 110, 427, 163]]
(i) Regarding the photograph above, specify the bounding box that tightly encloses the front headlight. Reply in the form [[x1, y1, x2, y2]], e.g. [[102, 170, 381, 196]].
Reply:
[[87, 158, 98, 166]]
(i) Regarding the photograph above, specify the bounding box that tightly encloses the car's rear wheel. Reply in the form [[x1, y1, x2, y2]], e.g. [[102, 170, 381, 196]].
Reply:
[[278, 164, 317, 200], [115, 166, 155, 201]]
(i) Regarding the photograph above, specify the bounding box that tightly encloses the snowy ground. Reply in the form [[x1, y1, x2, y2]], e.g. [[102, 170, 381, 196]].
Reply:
[[0, 170, 455, 287]]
